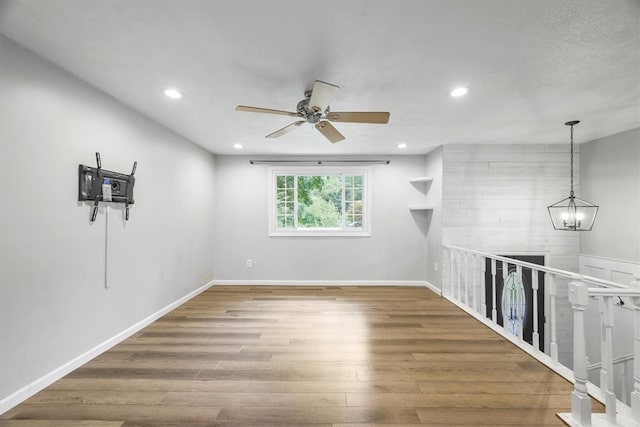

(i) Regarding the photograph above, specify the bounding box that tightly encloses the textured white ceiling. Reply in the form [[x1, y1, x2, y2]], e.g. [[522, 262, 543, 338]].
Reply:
[[1, 0, 638, 155]]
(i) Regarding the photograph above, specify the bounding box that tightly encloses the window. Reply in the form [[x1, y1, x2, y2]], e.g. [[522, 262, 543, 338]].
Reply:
[[269, 167, 370, 236]]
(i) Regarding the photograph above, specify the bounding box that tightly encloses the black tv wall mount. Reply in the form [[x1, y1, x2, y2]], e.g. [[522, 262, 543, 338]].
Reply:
[[79, 152, 137, 222]]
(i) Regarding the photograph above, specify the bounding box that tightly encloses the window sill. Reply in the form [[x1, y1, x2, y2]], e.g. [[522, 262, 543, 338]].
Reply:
[[269, 230, 371, 237]]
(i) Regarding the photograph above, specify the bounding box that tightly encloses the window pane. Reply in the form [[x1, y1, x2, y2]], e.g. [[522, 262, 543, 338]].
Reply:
[[353, 200, 363, 215], [285, 175, 294, 187], [345, 202, 354, 214], [297, 175, 342, 228], [353, 175, 363, 188], [345, 188, 353, 201], [277, 175, 286, 188], [288, 215, 295, 227], [278, 202, 294, 215], [345, 214, 363, 229], [286, 188, 294, 201], [345, 175, 354, 187]]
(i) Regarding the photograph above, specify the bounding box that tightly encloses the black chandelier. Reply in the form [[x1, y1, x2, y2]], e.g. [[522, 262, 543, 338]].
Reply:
[[547, 120, 599, 231]]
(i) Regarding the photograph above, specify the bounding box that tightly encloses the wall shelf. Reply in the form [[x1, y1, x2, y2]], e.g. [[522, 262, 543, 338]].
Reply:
[[409, 176, 433, 211], [409, 176, 433, 184]]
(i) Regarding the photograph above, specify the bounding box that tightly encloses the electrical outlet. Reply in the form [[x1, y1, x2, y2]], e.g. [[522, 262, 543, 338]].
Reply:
[[434, 263, 438, 272], [246, 259, 253, 268]]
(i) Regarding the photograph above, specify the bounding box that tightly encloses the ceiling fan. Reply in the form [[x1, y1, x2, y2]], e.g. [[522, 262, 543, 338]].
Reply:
[[235, 80, 390, 143]]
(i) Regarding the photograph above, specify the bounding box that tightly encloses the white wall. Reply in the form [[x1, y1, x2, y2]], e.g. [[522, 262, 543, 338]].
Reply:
[[213, 155, 427, 282], [424, 147, 443, 289], [0, 36, 216, 405], [580, 128, 640, 263]]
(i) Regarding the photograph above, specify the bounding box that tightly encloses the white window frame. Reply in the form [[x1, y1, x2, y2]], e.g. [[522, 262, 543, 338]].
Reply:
[[268, 166, 371, 237]]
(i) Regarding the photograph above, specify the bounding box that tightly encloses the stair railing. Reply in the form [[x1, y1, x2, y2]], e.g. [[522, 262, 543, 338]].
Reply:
[[444, 244, 640, 427]]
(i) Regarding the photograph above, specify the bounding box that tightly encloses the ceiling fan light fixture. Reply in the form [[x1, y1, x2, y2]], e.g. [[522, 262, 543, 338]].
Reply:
[[450, 86, 468, 97], [163, 88, 183, 99], [397, 143, 407, 149], [233, 143, 243, 149]]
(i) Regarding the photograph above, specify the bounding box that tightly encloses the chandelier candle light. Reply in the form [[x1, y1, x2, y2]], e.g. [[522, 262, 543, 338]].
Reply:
[[547, 120, 599, 231]]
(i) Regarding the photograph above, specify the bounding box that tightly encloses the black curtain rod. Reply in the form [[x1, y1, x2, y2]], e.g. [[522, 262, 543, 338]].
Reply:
[[249, 160, 390, 165]]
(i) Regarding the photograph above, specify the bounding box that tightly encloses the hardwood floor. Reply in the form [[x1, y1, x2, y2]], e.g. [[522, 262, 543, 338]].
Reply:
[[1, 286, 602, 426]]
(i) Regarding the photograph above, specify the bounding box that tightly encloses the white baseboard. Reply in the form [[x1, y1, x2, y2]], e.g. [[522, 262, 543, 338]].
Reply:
[[423, 281, 442, 296], [212, 280, 432, 287], [0, 280, 215, 415]]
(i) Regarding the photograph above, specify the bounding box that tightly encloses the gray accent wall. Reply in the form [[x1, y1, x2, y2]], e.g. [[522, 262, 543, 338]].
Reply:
[[213, 155, 428, 281], [580, 128, 640, 262], [0, 36, 216, 402]]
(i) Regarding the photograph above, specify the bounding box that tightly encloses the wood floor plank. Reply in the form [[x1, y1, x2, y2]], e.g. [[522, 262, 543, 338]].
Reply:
[[3, 405, 221, 423], [416, 408, 571, 425], [417, 380, 572, 395], [162, 391, 347, 407], [215, 406, 422, 424], [48, 378, 422, 393], [346, 392, 573, 408], [0, 422, 124, 427], [1, 285, 601, 425], [21, 390, 165, 406]]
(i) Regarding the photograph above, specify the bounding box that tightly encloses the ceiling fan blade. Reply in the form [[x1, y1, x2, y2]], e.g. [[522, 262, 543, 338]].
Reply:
[[327, 111, 390, 124], [308, 80, 339, 113], [314, 121, 345, 144], [236, 105, 302, 118], [266, 121, 306, 139]]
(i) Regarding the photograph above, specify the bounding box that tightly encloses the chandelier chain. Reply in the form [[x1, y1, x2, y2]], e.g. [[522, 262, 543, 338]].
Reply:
[[570, 123, 574, 197]]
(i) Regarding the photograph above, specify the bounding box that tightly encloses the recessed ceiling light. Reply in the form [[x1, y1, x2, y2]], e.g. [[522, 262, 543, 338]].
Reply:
[[397, 143, 407, 149], [450, 87, 468, 97], [163, 88, 183, 99], [233, 143, 243, 149]]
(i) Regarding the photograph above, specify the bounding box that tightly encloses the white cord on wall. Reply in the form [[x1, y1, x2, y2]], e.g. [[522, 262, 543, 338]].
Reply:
[[104, 205, 109, 289]]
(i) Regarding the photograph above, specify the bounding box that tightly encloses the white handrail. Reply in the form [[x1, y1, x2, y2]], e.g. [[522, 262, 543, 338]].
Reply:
[[445, 244, 632, 289], [588, 353, 635, 371]]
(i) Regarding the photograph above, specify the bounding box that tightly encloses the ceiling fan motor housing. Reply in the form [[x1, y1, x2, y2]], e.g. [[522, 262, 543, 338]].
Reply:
[[297, 97, 329, 124]]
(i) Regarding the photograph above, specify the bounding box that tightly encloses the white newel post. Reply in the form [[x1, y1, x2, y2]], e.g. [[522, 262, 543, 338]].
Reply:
[[548, 273, 559, 365], [599, 296, 616, 424], [631, 295, 640, 423], [569, 280, 591, 426]]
